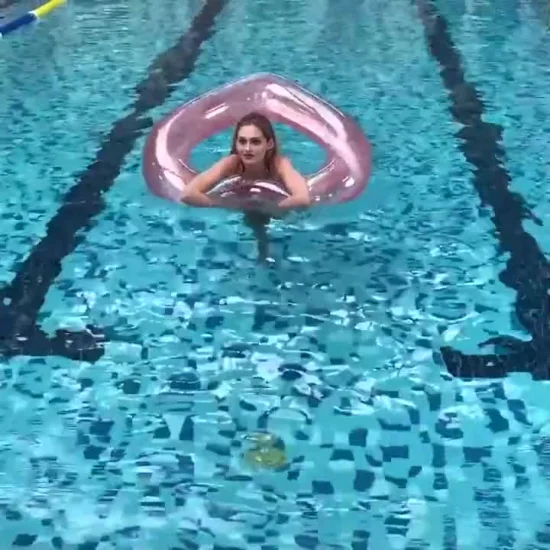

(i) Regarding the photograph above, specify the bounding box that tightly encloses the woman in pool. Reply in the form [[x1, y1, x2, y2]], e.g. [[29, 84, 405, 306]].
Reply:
[[181, 112, 311, 262]]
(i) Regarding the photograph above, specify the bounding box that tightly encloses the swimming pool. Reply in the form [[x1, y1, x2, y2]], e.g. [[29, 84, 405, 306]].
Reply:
[[1, 0, 550, 547]]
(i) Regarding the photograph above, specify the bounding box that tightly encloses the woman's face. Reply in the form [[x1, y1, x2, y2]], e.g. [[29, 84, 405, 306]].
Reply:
[[235, 124, 273, 166]]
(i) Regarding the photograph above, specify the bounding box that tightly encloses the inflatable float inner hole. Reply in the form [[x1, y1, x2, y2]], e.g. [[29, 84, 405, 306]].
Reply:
[[189, 124, 328, 175]]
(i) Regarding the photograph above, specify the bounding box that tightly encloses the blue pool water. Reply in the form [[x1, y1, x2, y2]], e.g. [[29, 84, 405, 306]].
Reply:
[[1, 0, 550, 548]]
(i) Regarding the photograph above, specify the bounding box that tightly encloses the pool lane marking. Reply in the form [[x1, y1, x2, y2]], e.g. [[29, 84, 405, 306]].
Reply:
[[0, 0, 229, 361], [416, 0, 550, 380]]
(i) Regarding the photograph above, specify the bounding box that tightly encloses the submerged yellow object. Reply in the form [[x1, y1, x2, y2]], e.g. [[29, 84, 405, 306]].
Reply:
[[243, 431, 288, 470]]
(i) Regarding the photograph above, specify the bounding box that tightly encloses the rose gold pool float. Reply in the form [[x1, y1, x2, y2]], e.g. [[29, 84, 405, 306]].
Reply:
[[142, 73, 372, 211]]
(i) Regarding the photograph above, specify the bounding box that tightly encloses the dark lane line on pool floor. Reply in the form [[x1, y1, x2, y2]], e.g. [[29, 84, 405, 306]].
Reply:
[[0, 0, 228, 361], [417, 0, 550, 379]]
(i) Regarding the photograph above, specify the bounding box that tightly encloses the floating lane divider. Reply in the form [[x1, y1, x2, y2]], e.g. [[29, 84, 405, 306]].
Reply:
[[0, 0, 66, 37]]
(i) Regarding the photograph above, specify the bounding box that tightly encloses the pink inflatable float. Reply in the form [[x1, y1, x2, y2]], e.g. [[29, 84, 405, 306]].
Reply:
[[142, 73, 372, 210]]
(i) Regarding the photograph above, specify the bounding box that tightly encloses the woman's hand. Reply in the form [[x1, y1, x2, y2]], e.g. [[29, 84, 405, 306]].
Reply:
[[181, 189, 217, 207], [277, 194, 311, 210]]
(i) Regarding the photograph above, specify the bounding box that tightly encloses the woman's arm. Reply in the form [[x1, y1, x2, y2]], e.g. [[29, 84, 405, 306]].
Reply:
[[275, 156, 311, 210], [181, 155, 239, 207]]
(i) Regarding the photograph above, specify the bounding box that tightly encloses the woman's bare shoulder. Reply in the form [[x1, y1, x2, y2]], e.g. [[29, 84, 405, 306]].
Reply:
[[218, 154, 240, 172], [274, 154, 291, 168], [199, 154, 240, 180]]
